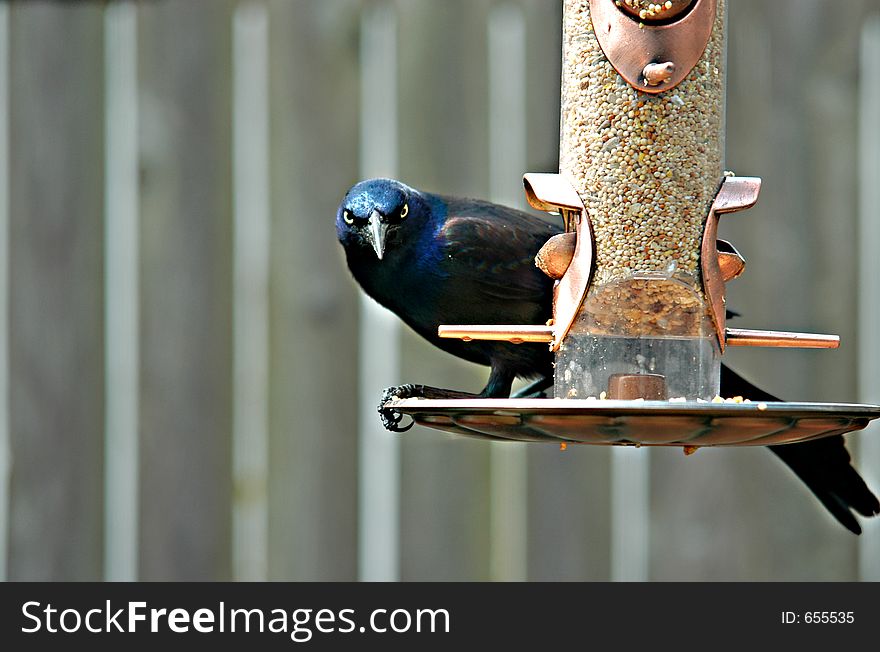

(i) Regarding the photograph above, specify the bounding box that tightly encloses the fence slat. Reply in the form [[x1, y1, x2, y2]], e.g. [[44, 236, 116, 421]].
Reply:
[[396, 0, 493, 581], [357, 1, 401, 582], [487, 2, 528, 583], [518, 0, 614, 582], [232, 0, 270, 582], [858, 11, 880, 580], [266, 0, 361, 580], [137, 0, 235, 580], [0, 2, 10, 583], [104, 0, 140, 582], [7, 2, 105, 580]]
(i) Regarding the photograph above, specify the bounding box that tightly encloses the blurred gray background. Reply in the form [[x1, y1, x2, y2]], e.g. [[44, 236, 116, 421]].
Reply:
[[1, 0, 879, 581]]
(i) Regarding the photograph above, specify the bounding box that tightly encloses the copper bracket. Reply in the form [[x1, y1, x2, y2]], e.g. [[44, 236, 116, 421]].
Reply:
[[523, 173, 583, 217], [716, 238, 746, 281], [588, 0, 717, 94], [523, 173, 594, 350], [701, 176, 761, 351]]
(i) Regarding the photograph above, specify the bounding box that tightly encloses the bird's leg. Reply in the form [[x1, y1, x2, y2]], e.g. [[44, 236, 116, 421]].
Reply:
[[511, 375, 553, 399], [479, 368, 515, 398], [378, 383, 480, 432]]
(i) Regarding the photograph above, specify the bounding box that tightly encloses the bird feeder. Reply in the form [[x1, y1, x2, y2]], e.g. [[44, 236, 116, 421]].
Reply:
[[384, 0, 880, 445]]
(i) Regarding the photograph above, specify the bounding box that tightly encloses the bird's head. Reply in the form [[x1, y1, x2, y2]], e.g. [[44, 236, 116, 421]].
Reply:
[[336, 178, 426, 261]]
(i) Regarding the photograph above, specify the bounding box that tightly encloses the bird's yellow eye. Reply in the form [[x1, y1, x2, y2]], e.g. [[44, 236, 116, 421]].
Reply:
[[400, 203, 409, 219], [343, 209, 354, 225]]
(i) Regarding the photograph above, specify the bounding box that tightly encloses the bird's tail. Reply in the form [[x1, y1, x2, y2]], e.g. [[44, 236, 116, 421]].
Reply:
[[720, 365, 880, 534]]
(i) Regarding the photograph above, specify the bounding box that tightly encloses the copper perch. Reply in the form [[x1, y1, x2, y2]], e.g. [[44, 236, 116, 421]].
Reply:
[[438, 325, 554, 344], [725, 328, 840, 349], [438, 325, 839, 349]]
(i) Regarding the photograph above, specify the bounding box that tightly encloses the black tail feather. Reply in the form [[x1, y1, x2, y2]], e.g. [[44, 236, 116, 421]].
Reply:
[[721, 364, 880, 534], [769, 436, 879, 534]]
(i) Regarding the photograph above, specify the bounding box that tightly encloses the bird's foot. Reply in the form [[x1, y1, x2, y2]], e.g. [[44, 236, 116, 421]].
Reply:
[[378, 384, 420, 432], [378, 384, 480, 432]]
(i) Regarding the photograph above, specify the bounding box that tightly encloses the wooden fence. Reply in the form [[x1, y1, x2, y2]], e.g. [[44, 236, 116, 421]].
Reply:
[[0, 0, 879, 581]]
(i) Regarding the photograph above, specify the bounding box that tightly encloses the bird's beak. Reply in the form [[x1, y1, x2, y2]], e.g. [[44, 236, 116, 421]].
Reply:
[[367, 210, 388, 260]]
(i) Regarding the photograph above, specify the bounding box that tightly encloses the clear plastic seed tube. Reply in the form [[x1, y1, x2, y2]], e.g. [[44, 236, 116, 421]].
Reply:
[[556, 0, 727, 400]]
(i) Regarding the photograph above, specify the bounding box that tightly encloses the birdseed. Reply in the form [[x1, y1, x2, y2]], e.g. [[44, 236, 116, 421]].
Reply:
[[617, 0, 690, 22]]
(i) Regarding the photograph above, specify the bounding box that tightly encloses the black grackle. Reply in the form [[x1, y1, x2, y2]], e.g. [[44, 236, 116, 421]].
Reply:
[[336, 177, 879, 534]]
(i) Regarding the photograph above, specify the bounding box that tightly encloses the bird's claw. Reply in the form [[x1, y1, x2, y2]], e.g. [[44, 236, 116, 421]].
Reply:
[[378, 384, 420, 432]]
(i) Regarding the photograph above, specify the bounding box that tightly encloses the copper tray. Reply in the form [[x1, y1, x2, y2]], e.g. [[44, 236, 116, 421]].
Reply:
[[386, 399, 880, 446]]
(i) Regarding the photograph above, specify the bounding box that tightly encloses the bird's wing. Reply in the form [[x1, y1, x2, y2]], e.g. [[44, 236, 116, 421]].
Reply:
[[437, 197, 562, 304]]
